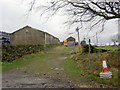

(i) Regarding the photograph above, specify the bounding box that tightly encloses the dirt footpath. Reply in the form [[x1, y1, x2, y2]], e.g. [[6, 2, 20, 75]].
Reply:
[[2, 56, 78, 88], [3, 69, 74, 88], [2, 46, 111, 88], [2, 57, 90, 88], [2, 67, 110, 88]]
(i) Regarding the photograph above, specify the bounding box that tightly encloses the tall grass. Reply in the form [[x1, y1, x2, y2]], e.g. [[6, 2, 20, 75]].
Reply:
[[2, 53, 45, 71], [63, 49, 119, 87], [2, 46, 74, 72], [96, 46, 119, 51]]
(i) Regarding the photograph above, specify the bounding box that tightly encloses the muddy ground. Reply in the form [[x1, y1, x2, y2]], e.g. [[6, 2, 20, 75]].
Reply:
[[2, 46, 112, 88]]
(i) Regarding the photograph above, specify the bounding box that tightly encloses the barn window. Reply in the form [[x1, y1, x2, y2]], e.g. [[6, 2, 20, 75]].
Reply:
[[25, 30, 29, 33]]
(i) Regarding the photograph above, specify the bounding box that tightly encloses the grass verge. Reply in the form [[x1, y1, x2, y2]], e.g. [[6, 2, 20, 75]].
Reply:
[[64, 50, 119, 87], [2, 46, 74, 74], [2, 52, 46, 71], [96, 46, 119, 51]]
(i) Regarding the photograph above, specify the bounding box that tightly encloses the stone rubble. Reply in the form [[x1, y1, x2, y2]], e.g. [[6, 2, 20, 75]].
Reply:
[[99, 71, 112, 78]]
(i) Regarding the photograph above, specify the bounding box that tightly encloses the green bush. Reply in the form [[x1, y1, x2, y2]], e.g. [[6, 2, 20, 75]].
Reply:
[[2, 44, 61, 62], [81, 40, 96, 53], [81, 40, 107, 53], [2, 45, 44, 62]]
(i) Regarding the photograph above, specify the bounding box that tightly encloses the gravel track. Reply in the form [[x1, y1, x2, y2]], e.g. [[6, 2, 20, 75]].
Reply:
[[2, 46, 111, 88]]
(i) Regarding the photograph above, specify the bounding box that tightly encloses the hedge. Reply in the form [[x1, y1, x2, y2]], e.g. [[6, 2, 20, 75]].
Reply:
[[2, 44, 44, 62], [81, 40, 107, 53]]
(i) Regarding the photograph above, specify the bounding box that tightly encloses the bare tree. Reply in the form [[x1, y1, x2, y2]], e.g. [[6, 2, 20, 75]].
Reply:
[[25, 0, 120, 33], [111, 34, 118, 46]]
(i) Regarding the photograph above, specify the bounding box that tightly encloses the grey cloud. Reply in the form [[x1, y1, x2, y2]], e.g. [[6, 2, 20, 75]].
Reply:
[[0, 0, 118, 43]]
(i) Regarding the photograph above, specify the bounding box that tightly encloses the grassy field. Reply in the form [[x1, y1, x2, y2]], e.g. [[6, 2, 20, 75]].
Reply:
[[2, 46, 74, 73], [96, 45, 119, 51], [2, 52, 46, 71], [63, 45, 119, 87], [2, 45, 119, 87]]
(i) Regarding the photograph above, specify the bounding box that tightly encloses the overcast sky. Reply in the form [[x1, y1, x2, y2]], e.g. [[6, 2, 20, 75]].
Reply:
[[0, 0, 118, 44]]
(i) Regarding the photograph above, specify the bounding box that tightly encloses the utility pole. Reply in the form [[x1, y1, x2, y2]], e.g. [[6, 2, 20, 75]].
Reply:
[[44, 32, 46, 51], [118, 18, 120, 45], [76, 27, 80, 53], [96, 32, 98, 45], [89, 39, 91, 71]]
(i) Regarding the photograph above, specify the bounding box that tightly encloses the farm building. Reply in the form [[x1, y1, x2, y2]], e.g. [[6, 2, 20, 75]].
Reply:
[[64, 36, 76, 46], [10, 26, 60, 45], [0, 31, 10, 44], [67, 36, 75, 42]]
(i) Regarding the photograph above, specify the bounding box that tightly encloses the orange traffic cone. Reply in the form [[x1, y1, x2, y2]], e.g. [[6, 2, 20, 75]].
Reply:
[[102, 56, 108, 72]]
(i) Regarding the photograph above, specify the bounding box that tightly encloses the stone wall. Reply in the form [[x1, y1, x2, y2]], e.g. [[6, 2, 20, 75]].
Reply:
[[46, 33, 60, 44], [53, 37, 60, 44]]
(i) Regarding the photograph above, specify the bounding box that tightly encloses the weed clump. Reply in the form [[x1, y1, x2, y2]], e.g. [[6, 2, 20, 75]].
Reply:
[[81, 40, 107, 53], [81, 40, 96, 53]]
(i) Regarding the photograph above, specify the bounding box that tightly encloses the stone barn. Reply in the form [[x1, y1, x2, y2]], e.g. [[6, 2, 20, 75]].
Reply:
[[66, 36, 76, 46], [10, 26, 60, 45], [45, 33, 60, 44], [67, 36, 75, 42]]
